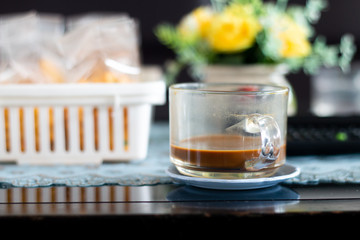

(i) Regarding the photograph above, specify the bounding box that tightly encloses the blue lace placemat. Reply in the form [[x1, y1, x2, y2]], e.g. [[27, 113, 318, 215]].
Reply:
[[287, 154, 360, 185], [0, 122, 359, 188], [0, 123, 172, 188]]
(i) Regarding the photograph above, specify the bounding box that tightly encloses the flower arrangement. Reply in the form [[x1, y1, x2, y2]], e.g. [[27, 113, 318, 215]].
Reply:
[[155, 0, 356, 83]]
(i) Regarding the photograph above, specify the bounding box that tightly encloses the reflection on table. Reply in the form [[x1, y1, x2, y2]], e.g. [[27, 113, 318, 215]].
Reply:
[[0, 185, 155, 215]]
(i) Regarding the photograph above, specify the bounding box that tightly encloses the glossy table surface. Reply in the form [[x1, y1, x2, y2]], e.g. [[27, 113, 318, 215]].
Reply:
[[1, 183, 360, 234], [1, 183, 359, 213]]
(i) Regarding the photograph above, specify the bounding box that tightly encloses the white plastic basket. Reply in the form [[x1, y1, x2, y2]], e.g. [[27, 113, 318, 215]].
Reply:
[[0, 80, 165, 165]]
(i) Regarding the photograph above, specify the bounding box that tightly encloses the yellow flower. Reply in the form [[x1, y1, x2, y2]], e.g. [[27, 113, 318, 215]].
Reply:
[[275, 16, 311, 58], [178, 6, 213, 39], [206, 4, 261, 53]]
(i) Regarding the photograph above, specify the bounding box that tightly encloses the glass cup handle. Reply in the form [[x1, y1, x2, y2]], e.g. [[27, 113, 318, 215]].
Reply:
[[246, 114, 281, 171]]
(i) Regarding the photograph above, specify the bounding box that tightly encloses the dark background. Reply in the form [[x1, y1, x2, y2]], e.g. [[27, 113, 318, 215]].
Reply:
[[1, 0, 359, 121]]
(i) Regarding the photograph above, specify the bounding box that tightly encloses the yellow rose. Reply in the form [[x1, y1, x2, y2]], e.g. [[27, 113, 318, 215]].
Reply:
[[206, 4, 261, 53], [178, 6, 213, 39], [275, 16, 311, 58]]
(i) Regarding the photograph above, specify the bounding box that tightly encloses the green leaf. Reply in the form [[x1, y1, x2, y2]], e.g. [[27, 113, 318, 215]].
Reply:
[[154, 24, 181, 50], [163, 60, 185, 86], [305, 0, 328, 23], [276, 0, 288, 12], [230, 0, 265, 15], [211, 0, 228, 12], [339, 34, 357, 73]]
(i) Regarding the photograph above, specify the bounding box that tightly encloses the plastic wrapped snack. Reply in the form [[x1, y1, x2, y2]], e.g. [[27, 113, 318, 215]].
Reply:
[[61, 13, 141, 83], [0, 12, 65, 83], [0, 12, 141, 84]]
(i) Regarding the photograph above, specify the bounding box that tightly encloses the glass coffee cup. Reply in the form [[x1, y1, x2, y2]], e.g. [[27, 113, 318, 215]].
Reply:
[[169, 83, 289, 179]]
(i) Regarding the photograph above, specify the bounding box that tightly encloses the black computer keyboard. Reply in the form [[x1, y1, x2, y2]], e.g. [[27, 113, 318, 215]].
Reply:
[[286, 116, 360, 155]]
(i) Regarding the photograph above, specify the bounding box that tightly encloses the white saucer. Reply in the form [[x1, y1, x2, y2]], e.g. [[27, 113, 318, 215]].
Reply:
[[166, 164, 300, 190]]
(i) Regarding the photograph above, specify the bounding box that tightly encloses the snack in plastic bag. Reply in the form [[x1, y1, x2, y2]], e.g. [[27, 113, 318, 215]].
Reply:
[[61, 13, 141, 83], [0, 12, 65, 83], [0, 12, 141, 84]]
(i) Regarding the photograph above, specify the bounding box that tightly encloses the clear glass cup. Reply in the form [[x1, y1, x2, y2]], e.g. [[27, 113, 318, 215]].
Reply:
[[169, 83, 289, 179]]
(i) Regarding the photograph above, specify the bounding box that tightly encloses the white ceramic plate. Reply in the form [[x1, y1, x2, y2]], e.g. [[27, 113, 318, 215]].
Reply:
[[166, 164, 300, 190]]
